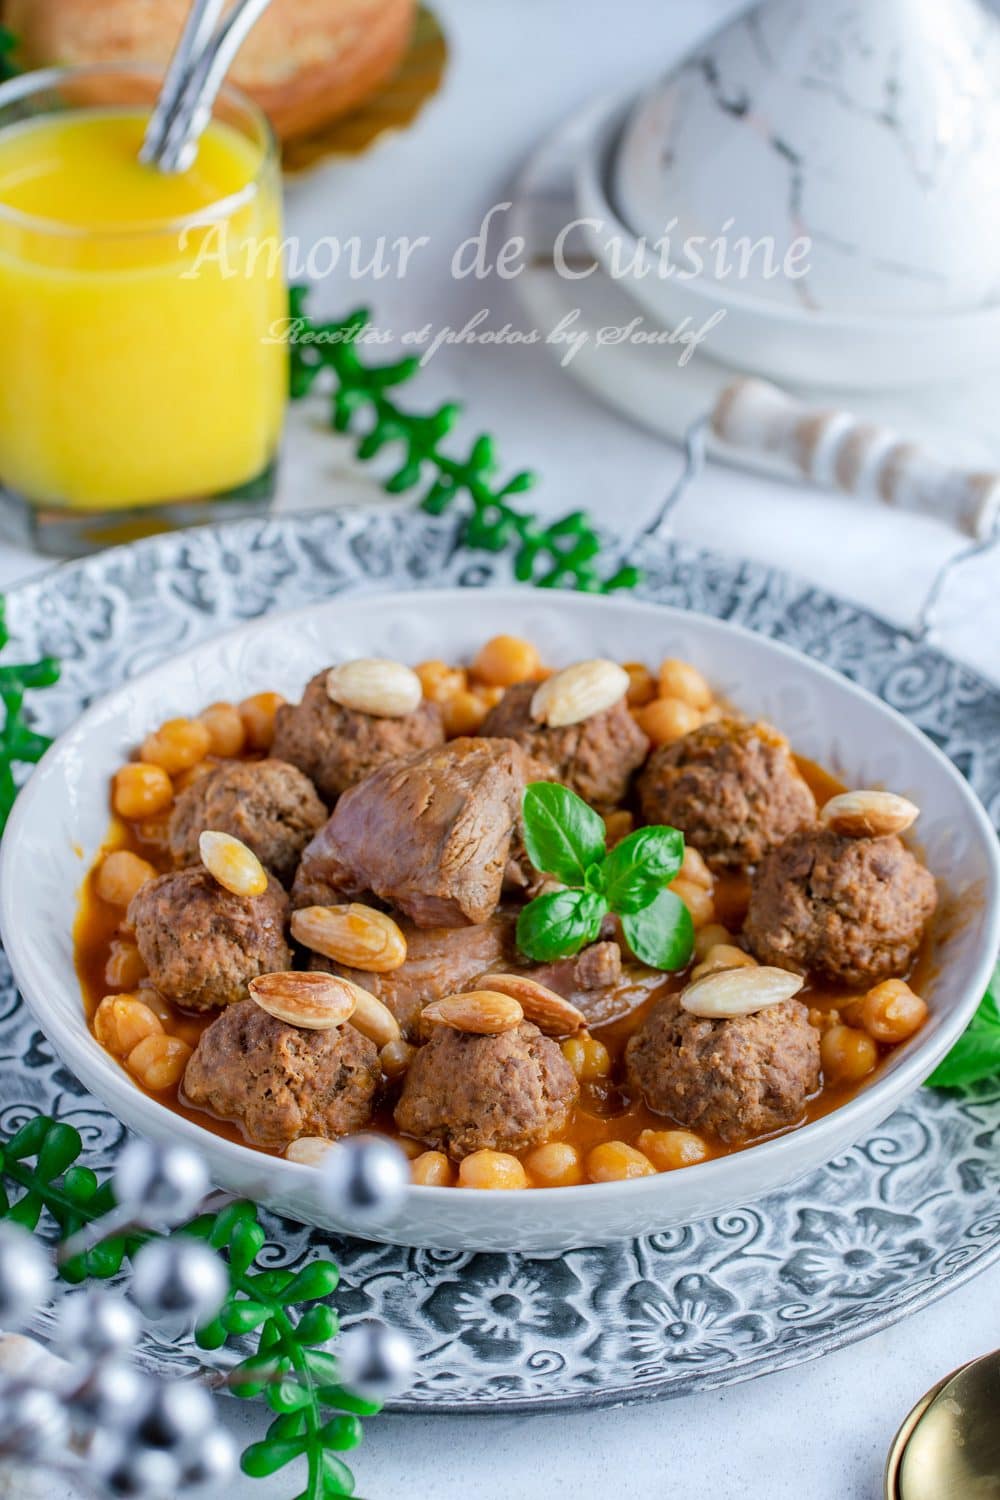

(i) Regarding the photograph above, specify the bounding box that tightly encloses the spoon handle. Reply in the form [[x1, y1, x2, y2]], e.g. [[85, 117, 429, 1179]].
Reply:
[[140, 0, 227, 167]]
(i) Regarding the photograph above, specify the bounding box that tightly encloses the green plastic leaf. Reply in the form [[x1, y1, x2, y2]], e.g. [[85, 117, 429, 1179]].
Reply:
[[316, 1386, 382, 1418], [229, 1218, 267, 1276], [36, 1123, 82, 1180], [621, 889, 695, 972], [320, 1451, 357, 1495], [927, 970, 1000, 1088], [62, 1166, 99, 1204], [267, 1378, 312, 1415], [267, 1412, 306, 1442], [5, 1117, 52, 1161], [221, 1299, 272, 1335], [284, 1261, 340, 1305], [303, 1349, 341, 1386], [241, 1438, 306, 1477], [296, 1304, 338, 1346], [521, 782, 607, 886], [6, 1192, 42, 1229], [602, 826, 685, 915], [516, 888, 607, 962], [208, 1200, 258, 1251], [194, 1317, 227, 1351], [319, 1414, 364, 1452]]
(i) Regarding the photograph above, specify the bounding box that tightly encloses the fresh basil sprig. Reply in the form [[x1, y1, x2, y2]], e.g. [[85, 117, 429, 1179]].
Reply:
[[515, 782, 694, 970], [926, 966, 1000, 1089]]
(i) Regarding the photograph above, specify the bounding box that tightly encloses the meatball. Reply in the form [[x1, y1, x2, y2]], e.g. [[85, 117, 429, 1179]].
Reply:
[[272, 669, 444, 802], [128, 867, 291, 1013], [638, 718, 816, 869], [169, 758, 326, 884], [481, 680, 649, 806], [182, 999, 379, 1149], [744, 829, 937, 986], [625, 992, 820, 1143], [394, 1021, 579, 1159]]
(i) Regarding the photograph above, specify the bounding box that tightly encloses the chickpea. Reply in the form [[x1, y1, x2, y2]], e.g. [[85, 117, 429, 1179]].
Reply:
[[472, 684, 505, 710], [126, 1034, 193, 1091], [140, 717, 211, 776], [239, 691, 285, 751], [857, 979, 928, 1044], [561, 1034, 611, 1081], [393, 1135, 427, 1160], [416, 660, 467, 703], [657, 658, 713, 711], [524, 1142, 583, 1187], [458, 1150, 528, 1190], [112, 762, 173, 821], [94, 849, 157, 908], [134, 813, 172, 854], [104, 939, 146, 991], [693, 922, 734, 961], [137, 986, 174, 1025], [636, 1129, 709, 1171], [441, 690, 488, 738], [680, 846, 713, 890], [691, 943, 756, 980], [199, 701, 246, 757], [821, 1024, 878, 1083], [670, 877, 715, 929], [602, 809, 634, 847], [586, 1141, 655, 1182], [623, 661, 656, 708], [172, 760, 216, 794], [411, 1150, 455, 1187], [471, 635, 541, 688], [635, 697, 702, 747], [93, 995, 164, 1057]]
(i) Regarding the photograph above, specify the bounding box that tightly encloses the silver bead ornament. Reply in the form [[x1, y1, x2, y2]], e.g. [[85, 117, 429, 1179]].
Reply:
[[180, 1425, 238, 1494], [130, 1239, 228, 1325], [0, 1378, 71, 1460], [318, 1135, 409, 1227], [90, 1432, 180, 1500], [68, 1358, 149, 1430], [335, 1319, 414, 1401], [53, 1290, 140, 1362], [135, 1378, 215, 1457], [112, 1141, 210, 1228], [0, 1223, 51, 1333]]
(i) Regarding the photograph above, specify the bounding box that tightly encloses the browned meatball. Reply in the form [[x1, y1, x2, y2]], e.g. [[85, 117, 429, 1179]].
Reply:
[[481, 680, 649, 806], [128, 867, 291, 1013], [169, 758, 326, 884], [394, 1021, 579, 1159], [744, 829, 937, 986], [625, 992, 820, 1143], [638, 718, 816, 869], [272, 669, 444, 802], [182, 999, 379, 1149]]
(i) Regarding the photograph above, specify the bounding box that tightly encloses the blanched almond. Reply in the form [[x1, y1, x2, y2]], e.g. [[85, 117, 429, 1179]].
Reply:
[[325, 658, 422, 718], [476, 973, 586, 1037], [198, 830, 268, 897], [285, 1136, 336, 1166], [820, 790, 919, 839], [342, 982, 402, 1047], [248, 971, 357, 1030], [421, 990, 524, 1035], [680, 965, 804, 1019], [291, 903, 407, 973], [530, 659, 630, 728]]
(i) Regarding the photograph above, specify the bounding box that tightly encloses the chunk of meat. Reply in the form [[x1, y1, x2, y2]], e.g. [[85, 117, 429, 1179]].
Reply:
[[394, 1021, 578, 1159], [310, 911, 517, 1040], [271, 668, 444, 802], [182, 999, 379, 1149], [625, 991, 820, 1143], [291, 737, 528, 927], [744, 828, 937, 986], [638, 718, 816, 869], [481, 680, 649, 806], [169, 758, 326, 884], [128, 867, 290, 1013]]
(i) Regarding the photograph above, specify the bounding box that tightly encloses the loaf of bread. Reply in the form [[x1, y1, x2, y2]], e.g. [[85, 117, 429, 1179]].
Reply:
[[4, 0, 416, 140]]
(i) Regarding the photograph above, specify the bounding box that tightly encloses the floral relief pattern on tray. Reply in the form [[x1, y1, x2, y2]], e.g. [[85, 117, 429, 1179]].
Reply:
[[1, 507, 999, 1413]]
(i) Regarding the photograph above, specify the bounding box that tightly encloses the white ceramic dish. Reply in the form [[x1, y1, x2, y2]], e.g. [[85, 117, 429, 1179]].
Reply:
[[2, 588, 998, 1253]]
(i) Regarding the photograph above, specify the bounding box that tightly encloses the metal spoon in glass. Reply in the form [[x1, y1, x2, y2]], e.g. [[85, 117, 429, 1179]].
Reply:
[[140, 0, 275, 174]]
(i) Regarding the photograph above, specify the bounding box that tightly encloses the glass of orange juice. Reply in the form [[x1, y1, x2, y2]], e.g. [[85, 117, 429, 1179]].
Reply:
[[0, 65, 288, 556]]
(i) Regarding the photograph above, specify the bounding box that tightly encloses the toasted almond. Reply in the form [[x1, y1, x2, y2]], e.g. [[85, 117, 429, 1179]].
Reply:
[[476, 973, 586, 1037], [421, 990, 524, 1035], [284, 1136, 337, 1166], [819, 790, 919, 839], [291, 903, 407, 973], [343, 981, 402, 1047], [530, 659, 630, 728], [325, 658, 422, 718], [690, 943, 758, 981], [199, 829, 268, 897], [680, 965, 804, 1019], [248, 971, 357, 1030]]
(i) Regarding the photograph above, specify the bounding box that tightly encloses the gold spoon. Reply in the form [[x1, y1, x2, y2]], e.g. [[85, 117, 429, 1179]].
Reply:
[[890, 1349, 1000, 1499]]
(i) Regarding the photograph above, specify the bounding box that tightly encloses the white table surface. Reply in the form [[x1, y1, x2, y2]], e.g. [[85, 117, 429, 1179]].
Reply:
[[3, 2, 999, 1496]]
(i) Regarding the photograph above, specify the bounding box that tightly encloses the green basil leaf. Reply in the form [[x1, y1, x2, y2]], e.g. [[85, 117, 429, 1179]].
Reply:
[[521, 782, 606, 885], [926, 970, 1000, 1088], [602, 826, 685, 915], [621, 889, 694, 971], [516, 888, 607, 962]]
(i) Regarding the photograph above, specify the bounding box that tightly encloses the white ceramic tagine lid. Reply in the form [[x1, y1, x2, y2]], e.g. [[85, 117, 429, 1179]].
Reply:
[[614, 0, 1000, 316]]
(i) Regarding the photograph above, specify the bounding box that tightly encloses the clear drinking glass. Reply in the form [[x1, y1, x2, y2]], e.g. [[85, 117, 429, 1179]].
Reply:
[[0, 65, 288, 556]]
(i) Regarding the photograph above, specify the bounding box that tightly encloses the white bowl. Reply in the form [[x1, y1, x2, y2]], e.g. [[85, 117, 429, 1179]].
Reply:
[[575, 94, 1000, 391], [2, 589, 998, 1253]]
